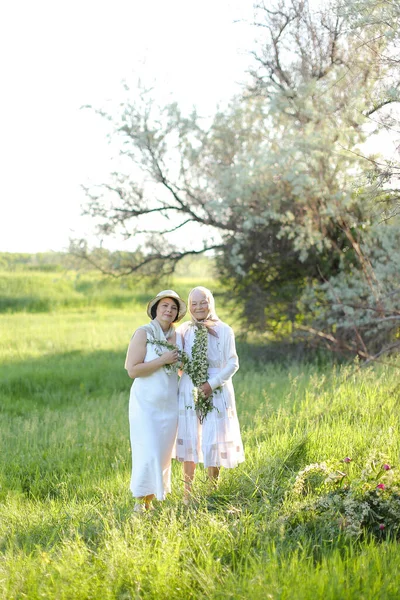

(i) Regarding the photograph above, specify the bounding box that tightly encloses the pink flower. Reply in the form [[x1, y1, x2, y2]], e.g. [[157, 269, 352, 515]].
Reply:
[[382, 464, 391, 471], [377, 483, 385, 490], [379, 524, 385, 530], [343, 457, 352, 463]]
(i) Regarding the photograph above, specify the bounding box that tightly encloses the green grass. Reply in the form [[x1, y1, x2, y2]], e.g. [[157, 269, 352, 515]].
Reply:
[[1, 271, 400, 599], [0, 254, 219, 314]]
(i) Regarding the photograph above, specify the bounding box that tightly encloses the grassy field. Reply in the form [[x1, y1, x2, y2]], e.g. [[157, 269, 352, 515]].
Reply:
[[1, 267, 400, 599]]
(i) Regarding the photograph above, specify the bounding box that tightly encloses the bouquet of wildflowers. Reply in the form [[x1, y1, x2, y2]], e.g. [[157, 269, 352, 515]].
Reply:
[[147, 338, 189, 373], [185, 324, 218, 423]]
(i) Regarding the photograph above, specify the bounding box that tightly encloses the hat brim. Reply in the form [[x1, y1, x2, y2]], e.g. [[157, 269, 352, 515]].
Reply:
[[146, 292, 187, 322]]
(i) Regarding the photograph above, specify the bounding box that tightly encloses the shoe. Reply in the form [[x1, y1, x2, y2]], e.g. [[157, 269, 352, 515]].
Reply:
[[133, 502, 146, 513]]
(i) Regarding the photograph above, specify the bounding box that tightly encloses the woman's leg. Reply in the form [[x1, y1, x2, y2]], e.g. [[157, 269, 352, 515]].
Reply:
[[207, 466, 220, 484], [144, 494, 155, 509], [183, 461, 196, 501], [134, 494, 155, 511]]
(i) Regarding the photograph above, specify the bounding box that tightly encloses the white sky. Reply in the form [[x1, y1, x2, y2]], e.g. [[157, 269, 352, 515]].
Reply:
[[0, 0, 255, 253]]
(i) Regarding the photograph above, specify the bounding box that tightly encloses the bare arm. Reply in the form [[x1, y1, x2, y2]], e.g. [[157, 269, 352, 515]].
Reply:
[[125, 329, 178, 379]]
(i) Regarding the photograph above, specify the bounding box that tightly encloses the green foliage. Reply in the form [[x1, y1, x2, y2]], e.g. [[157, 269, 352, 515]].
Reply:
[[0, 251, 67, 271]]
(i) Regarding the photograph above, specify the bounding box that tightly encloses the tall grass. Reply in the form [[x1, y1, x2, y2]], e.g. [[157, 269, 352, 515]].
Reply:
[[0, 255, 218, 313], [1, 273, 400, 599]]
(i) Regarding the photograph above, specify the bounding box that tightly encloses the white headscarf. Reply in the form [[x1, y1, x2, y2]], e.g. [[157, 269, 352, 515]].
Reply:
[[188, 286, 219, 336]]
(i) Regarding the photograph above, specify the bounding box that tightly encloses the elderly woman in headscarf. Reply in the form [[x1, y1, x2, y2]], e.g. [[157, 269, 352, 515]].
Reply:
[[175, 286, 244, 501]]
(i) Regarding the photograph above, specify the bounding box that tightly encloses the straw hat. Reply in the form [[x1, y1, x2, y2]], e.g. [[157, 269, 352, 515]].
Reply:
[[146, 289, 187, 321]]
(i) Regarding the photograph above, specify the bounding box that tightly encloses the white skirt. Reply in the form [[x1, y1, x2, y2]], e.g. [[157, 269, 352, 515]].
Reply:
[[174, 369, 245, 468]]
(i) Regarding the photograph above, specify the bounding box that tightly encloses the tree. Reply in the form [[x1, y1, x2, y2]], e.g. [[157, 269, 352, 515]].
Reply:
[[221, 0, 400, 358], [77, 0, 400, 360]]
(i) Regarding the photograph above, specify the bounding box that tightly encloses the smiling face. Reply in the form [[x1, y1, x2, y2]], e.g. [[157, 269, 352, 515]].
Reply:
[[189, 289, 210, 321], [155, 297, 179, 325]]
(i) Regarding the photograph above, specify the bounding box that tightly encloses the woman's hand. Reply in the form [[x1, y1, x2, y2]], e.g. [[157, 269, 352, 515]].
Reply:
[[161, 348, 179, 365], [199, 382, 212, 398]]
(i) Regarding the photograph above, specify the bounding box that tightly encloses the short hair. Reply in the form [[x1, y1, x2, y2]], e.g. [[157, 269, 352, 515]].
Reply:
[[150, 297, 180, 322]]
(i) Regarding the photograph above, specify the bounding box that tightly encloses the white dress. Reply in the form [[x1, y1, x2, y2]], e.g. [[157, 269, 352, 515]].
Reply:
[[128, 331, 179, 500], [174, 321, 245, 468]]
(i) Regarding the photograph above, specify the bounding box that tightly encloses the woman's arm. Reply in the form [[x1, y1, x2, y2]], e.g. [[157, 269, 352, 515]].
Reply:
[[125, 329, 178, 379], [175, 330, 184, 377], [207, 325, 239, 391]]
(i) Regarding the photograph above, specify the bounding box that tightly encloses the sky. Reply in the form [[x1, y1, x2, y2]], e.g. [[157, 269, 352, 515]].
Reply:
[[0, 0, 255, 253]]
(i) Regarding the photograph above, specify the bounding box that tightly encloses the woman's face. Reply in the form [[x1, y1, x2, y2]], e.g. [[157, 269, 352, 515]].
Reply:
[[156, 297, 179, 324], [190, 290, 210, 321]]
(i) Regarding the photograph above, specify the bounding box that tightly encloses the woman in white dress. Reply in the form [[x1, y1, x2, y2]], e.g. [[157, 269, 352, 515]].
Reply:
[[125, 290, 186, 511], [175, 286, 244, 501]]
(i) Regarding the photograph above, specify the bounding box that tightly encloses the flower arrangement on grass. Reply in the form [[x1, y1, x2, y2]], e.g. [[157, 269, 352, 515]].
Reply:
[[286, 454, 400, 541], [292, 462, 337, 496]]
